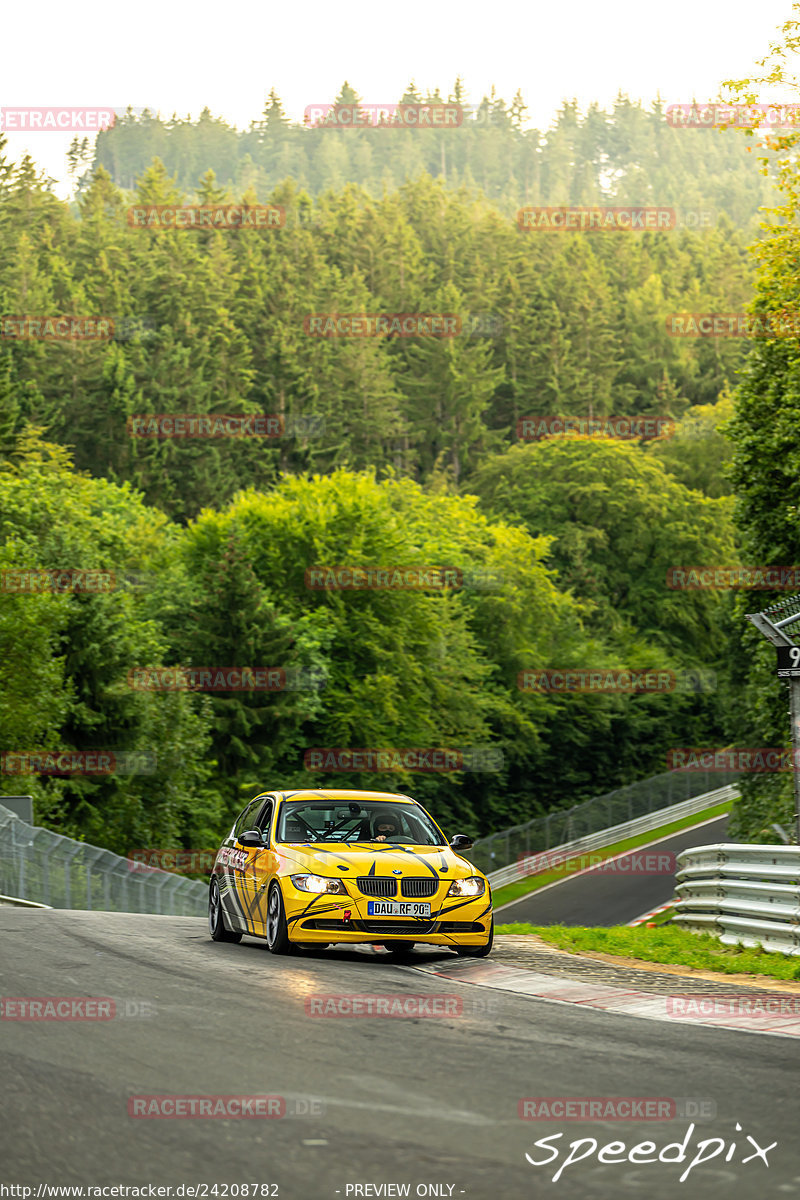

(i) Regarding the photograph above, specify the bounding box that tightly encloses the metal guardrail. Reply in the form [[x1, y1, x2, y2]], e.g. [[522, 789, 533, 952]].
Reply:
[[486, 785, 737, 888], [674, 843, 800, 955], [0, 803, 208, 916], [469, 767, 742, 876], [0, 893, 51, 908]]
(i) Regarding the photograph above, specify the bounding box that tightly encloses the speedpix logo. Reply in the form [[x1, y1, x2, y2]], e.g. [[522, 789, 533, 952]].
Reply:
[[523, 1119, 775, 1184]]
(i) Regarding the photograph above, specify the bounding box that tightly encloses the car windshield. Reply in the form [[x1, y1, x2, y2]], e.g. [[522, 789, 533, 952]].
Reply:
[[276, 800, 445, 846]]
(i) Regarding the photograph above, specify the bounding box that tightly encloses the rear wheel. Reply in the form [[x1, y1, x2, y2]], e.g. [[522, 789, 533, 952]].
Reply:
[[265, 883, 292, 955], [208, 877, 242, 944], [455, 919, 493, 958]]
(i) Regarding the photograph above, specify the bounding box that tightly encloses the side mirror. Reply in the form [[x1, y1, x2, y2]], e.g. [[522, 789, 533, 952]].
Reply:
[[449, 834, 474, 852], [238, 830, 266, 848]]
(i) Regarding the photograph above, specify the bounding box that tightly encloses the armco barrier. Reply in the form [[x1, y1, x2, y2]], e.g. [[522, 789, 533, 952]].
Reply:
[[674, 843, 800, 955], [486, 784, 737, 889], [0, 802, 207, 916]]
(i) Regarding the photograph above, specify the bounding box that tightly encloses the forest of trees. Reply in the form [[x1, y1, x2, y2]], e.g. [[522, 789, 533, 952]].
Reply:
[[1, 79, 795, 857], [78, 87, 770, 231]]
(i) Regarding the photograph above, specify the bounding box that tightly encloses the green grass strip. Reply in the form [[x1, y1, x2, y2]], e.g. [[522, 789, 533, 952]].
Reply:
[[491, 799, 732, 910], [493, 922, 800, 982]]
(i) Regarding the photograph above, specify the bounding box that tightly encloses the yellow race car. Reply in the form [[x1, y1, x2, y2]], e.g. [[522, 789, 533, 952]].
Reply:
[[208, 789, 493, 957]]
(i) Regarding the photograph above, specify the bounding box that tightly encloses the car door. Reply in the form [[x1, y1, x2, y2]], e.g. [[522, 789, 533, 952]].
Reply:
[[236, 798, 279, 936], [217, 797, 267, 933]]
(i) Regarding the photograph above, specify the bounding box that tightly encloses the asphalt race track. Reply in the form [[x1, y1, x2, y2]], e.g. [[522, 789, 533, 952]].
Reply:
[[497, 814, 732, 927], [1, 908, 797, 1199]]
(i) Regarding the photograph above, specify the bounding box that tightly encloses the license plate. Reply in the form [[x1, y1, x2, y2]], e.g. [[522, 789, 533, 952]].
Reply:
[[367, 901, 431, 917]]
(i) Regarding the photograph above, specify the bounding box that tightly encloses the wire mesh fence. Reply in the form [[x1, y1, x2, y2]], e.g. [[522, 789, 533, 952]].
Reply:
[[1, 765, 742, 912], [468, 767, 742, 876], [0, 801, 207, 916]]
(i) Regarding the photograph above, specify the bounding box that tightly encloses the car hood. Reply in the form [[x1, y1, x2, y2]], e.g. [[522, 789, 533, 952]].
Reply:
[[278, 843, 480, 879]]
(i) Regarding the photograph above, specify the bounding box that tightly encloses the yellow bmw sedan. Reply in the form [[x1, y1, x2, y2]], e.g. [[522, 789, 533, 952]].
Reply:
[[208, 789, 493, 957]]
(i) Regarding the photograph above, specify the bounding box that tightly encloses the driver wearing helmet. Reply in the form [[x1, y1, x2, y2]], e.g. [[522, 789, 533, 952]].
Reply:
[[372, 810, 402, 842]]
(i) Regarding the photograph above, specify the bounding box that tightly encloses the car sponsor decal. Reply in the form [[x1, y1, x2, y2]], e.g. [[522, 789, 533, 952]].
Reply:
[[286, 897, 348, 929], [438, 895, 492, 919], [216, 846, 249, 871]]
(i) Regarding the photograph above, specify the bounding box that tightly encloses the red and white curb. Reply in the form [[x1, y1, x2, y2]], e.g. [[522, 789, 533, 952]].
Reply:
[[410, 958, 800, 1039], [629, 901, 675, 926]]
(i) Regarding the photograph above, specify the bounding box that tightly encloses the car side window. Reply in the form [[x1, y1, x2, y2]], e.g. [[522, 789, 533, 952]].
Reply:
[[234, 799, 263, 841], [254, 801, 273, 845]]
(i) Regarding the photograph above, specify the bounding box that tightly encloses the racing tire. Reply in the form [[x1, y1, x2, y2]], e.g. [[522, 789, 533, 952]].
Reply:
[[383, 942, 416, 958], [455, 919, 493, 958], [265, 882, 293, 955], [208, 877, 242, 943]]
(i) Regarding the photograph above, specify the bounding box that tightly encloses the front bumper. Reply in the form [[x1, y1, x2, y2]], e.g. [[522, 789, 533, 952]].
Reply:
[[282, 882, 492, 946]]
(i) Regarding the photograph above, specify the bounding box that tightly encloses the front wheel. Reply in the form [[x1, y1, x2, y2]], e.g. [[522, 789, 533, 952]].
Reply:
[[455, 919, 493, 958], [265, 882, 292, 955], [209, 877, 242, 943]]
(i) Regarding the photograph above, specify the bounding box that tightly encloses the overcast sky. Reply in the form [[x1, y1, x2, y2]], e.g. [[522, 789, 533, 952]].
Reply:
[[3, 0, 797, 196]]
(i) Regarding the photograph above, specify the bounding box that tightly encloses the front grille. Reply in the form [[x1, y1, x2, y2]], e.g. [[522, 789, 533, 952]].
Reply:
[[400, 877, 438, 898], [356, 877, 397, 898], [361, 920, 436, 935], [300, 918, 437, 935]]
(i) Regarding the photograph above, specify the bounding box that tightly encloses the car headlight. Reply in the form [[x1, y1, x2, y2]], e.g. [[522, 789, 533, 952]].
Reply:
[[290, 873, 348, 894], [446, 876, 485, 898]]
